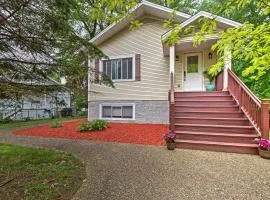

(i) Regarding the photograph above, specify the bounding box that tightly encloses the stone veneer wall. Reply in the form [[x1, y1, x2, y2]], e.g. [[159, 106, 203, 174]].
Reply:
[[88, 100, 169, 124]]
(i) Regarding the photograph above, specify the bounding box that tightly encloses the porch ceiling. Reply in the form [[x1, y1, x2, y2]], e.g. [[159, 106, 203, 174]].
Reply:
[[163, 34, 220, 56]]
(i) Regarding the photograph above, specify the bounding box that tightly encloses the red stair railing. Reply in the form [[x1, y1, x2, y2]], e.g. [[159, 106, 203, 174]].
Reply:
[[169, 72, 175, 131], [228, 69, 269, 139]]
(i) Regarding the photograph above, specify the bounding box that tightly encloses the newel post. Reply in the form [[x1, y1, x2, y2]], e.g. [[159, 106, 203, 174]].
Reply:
[[261, 100, 269, 139]]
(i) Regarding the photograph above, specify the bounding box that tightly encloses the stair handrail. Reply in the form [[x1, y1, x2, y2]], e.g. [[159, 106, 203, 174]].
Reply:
[[228, 69, 269, 139], [169, 72, 175, 131]]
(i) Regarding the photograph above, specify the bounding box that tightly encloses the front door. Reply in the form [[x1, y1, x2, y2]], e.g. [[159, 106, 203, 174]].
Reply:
[[184, 53, 203, 91]]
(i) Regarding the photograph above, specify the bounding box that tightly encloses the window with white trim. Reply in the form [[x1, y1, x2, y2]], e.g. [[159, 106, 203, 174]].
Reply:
[[102, 57, 133, 80], [101, 105, 134, 119]]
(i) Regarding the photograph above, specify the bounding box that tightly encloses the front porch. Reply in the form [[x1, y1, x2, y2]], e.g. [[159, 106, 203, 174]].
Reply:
[[164, 36, 230, 92], [165, 36, 269, 154]]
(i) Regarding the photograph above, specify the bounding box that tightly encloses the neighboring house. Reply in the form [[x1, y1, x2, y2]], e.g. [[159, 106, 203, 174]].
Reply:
[[88, 1, 269, 153], [0, 79, 71, 120]]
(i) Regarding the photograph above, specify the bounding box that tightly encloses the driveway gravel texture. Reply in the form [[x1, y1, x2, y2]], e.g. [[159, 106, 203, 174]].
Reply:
[[0, 127, 270, 200]]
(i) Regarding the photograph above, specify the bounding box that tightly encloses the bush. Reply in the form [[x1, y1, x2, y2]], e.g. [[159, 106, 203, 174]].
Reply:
[[89, 119, 108, 131], [51, 120, 62, 128], [79, 119, 108, 132], [79, 122, 91, 132], [60, 108, 73, 117]]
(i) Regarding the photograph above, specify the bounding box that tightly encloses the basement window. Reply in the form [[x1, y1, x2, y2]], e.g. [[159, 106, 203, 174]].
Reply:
[[100, 104, 135, 120]]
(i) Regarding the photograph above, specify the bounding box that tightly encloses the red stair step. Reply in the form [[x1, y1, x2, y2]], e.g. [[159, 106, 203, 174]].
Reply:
[[175, 96, 233, 100], [175, 124, 255, 134], [177, 111, 245, 118], [175, 100, 236, 106], [175, 105, 239, 112], [175, 131, 259, 144], [175, 139, 258, 154], [175, 91, 230, 97], [175, 117, 250, 126]]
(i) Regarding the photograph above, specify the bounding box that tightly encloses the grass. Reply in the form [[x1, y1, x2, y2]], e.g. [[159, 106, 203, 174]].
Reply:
[[0, 143, 85, 200], [0, 116, 86, 129]]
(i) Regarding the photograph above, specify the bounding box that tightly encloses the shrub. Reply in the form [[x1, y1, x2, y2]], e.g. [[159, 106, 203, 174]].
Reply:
[[60, 108, 73, 117], [51, 120, 62, 128], [89, 119, 108, 131], [79, 120, 108, 132], [79, 122, 91, 132]]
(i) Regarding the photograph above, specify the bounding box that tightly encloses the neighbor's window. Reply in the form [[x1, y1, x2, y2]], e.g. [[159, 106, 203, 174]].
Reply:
[[102, 57, 133, 80], [101, 105, 134, 119]]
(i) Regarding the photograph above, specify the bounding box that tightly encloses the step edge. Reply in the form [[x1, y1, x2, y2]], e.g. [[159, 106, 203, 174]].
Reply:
[[175, 105, 239, 108], [175, 117, 247, 121], [175, 123, 254, 128], [175, 131, 259, 137], [175, 139, 258, 147]]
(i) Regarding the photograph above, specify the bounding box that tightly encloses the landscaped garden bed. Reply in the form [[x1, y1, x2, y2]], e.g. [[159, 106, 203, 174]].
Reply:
[[14, 120, 167, 146], [0, 143, 85, 200]]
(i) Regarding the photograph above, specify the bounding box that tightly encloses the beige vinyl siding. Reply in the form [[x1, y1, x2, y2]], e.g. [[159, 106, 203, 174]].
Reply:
[[90, 18, 170, 101]]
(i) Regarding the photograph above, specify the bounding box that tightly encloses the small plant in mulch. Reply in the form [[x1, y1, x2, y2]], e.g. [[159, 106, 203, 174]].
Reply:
[[79, 119, 109, 132], [79, 122, 91, 132], [258, 139, 270, 159], [50, 120, 62, 128], [163, 131, 176, 150]]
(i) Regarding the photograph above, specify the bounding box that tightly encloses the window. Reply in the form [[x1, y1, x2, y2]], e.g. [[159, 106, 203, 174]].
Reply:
[[101, 104, 134, 120], [187, 56, 199, 73], [102, 57, 133, 81]]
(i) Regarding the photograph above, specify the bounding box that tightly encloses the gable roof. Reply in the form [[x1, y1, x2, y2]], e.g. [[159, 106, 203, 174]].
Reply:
[[162, 11, 242, 40], [90, 0, 191, 46]]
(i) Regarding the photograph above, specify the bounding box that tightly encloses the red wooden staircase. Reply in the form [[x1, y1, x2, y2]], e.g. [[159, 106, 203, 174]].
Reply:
[[173, 91, 259, 154], [168, 70, 269, 154]]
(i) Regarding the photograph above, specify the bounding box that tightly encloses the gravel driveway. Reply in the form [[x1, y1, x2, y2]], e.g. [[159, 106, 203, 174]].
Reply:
[[0, 128, 270, 200]]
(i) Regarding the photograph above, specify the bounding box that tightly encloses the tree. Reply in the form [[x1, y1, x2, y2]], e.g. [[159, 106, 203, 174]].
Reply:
[[207, 0, 270, 99], [0, 0, 136, 107]]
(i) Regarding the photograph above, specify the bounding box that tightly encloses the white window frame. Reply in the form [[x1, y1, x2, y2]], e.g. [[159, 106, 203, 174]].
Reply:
[[99, 103, 135, 120], [100, 54, 136, 82]]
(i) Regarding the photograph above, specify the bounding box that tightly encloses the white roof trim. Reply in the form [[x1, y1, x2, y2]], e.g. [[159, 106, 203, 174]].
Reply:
[[162, 11, 242, 40], [90, 0, 190, 45], [141, 0, 191, 19]]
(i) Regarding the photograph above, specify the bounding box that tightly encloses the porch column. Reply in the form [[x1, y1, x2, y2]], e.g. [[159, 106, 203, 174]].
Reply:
[[169, 45, 175, 83], [223, 47, 232, 91]]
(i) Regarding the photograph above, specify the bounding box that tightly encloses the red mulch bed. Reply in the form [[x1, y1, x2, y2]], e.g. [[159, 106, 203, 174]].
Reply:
[[14, 120, 168, 146]]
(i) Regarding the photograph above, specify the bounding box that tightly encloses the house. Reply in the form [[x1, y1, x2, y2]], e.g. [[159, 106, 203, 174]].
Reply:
[[88, 1, 269, 153], [0, 78, 72, 120]]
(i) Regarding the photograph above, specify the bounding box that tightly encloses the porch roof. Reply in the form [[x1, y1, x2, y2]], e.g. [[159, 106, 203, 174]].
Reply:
[[163, 34, 220, 56], [162, 11, 242, 41]]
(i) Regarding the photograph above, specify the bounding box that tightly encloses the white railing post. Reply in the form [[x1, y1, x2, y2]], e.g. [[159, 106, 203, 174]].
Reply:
[[223, 47, 232, 91], [169, 45, 175, 85]]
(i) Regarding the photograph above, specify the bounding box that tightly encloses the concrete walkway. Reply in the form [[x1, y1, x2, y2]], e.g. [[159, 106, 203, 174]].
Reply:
[[0, 128, 270, 200]]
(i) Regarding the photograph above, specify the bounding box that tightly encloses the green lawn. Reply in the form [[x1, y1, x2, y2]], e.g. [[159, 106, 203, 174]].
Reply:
[[0, 143, 85, 200], [0, 116, 86, 129]]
